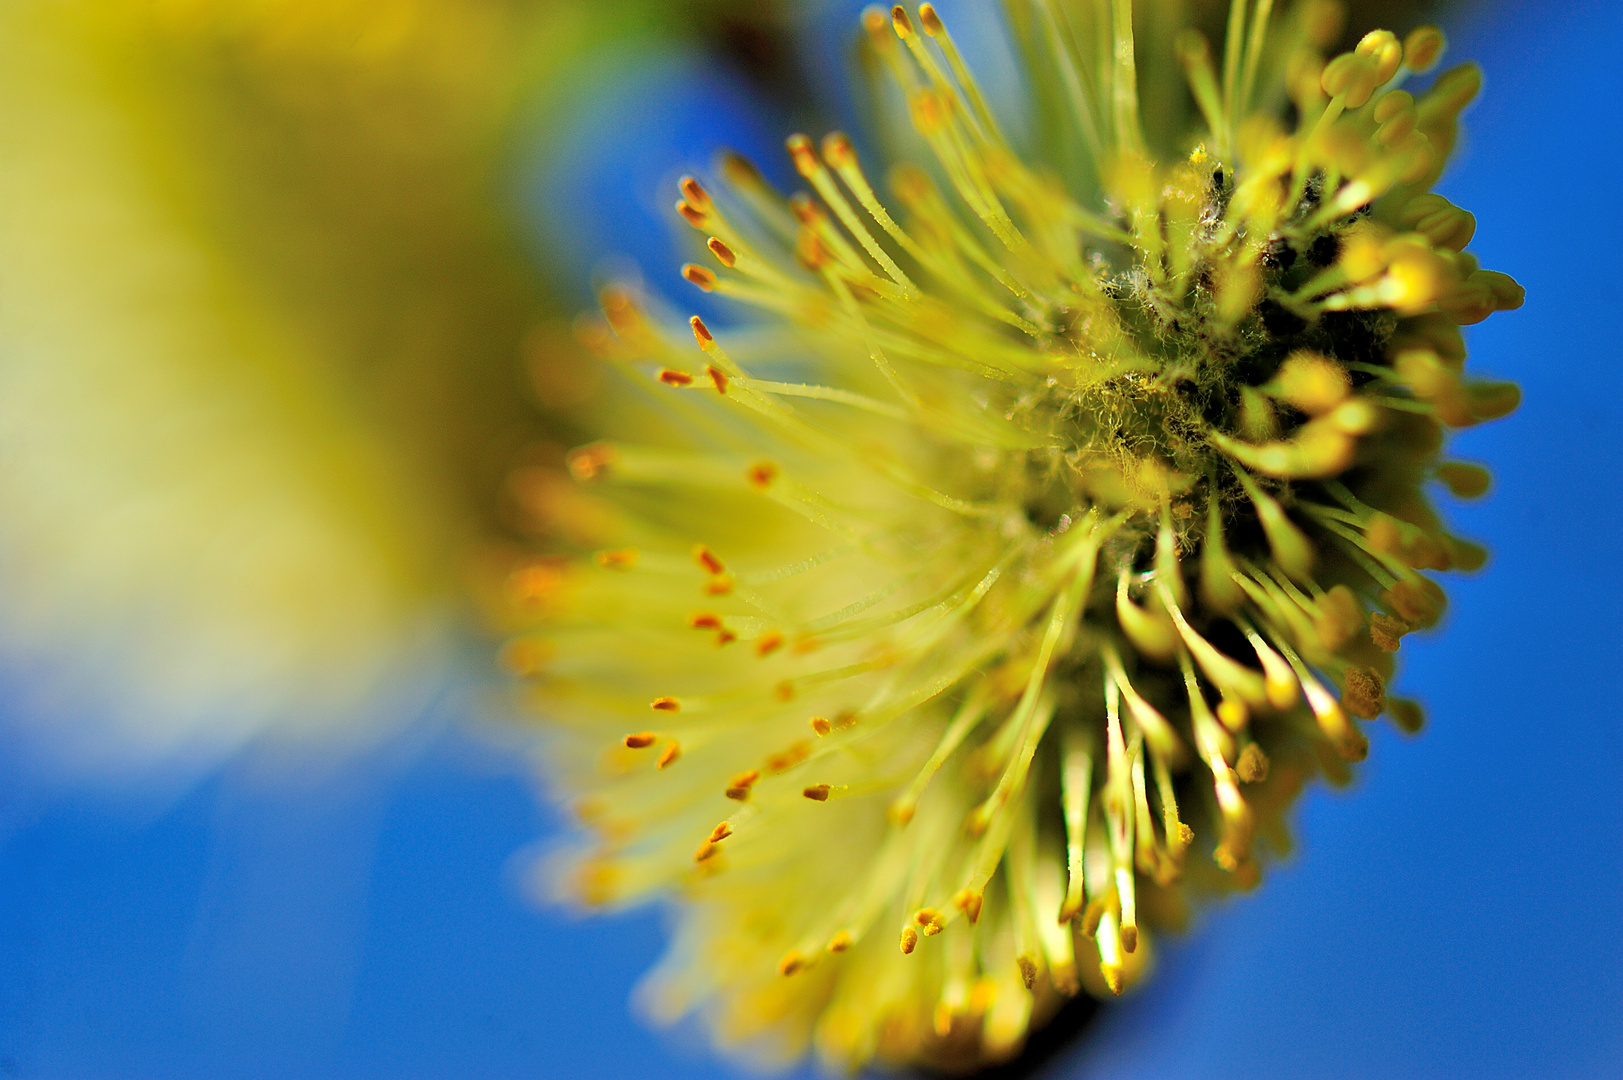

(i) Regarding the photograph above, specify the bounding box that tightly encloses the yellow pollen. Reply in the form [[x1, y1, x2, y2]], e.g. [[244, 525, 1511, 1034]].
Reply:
[[1237, 743, 1270, 783]]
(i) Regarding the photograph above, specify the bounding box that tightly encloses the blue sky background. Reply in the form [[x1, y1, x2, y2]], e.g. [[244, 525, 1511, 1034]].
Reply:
[[3, 1, 1620, 1078]]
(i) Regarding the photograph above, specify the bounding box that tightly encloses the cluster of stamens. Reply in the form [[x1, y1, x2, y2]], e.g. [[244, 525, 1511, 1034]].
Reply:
[[509, 1, 1521, 1070]]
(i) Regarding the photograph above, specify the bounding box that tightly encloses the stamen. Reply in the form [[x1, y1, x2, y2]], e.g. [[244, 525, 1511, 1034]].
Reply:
[[1059, 728, 1094, 922], [724, 770, 759, 801]]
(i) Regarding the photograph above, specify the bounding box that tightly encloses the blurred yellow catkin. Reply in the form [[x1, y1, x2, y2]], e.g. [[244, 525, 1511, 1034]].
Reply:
[[0, 0, 783, 770]]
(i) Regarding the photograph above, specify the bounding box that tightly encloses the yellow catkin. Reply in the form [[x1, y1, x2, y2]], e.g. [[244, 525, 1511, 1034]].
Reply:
[[515, 4, 1520, 1073]]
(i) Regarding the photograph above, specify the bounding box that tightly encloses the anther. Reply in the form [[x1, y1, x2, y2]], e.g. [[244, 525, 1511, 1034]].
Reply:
[[914, 908, 946, 935], [724, 770, 759, 801], [917, 3, 943, 35], [594, 548, 638, 570], [705, 574, 734, 596], [900, 926, 919, 954], [890, 4, 913, 38], [656, 741, 682, 769], [1388, 697, 1426, 735], [708, 822, 733, 843], [706, 237, 737, 267], [624, 732, 657, 749], [862, 6, 892, 46], [650, 697, 681, 713], [693, 840, 719, 862], [693, 545, 726, 575], [566, 441, 617, 481], [1342, 667, 1386, 720], [803, 784, 830, 801], [690, 613, 722, 631], [1016, 955, 1037, 990], [778, 951, 806, 976], [681, 264, 717, 291], [746, 461, 778, 488], [1437, 461, 1491, 499], [809, 716, 831, 736], [675, 199, 707, 229], [1403, 26, 1445, 73], [678, 175, 712, 213], [827, 930, 853, 953], [706, 366, 728, 394], [766, 742, 812, 774], [689, 314, 713, 344], [821, 131, 855, 168], [785, 134, 818, 178], [1236, 743, 1270, 783], [1369, 611, 1409, 652], [952, 888, 983, 924], [658, 368, 694, 386], [756, 631, 785, 657]]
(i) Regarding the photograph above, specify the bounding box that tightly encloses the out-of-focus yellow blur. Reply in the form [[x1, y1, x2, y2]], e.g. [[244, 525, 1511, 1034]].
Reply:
[[0, 0, 760, 774]]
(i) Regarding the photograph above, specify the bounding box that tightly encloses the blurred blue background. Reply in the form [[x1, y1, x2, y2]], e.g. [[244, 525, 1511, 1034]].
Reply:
[[2, 0, 1619, 1078]]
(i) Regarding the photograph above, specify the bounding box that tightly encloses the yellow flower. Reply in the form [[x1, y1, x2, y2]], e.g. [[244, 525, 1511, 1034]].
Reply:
[[516, 1, 1521, 1071]]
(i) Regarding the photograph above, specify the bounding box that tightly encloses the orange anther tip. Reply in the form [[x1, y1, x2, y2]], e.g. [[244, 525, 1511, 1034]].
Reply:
[[822, 132, 855, 167], [890, 5, 912, 37], [706, 365, 728, 394], [682, 264, 717, 291], [706, 237, 736, 267], [689, 314, 714, 342], [778, 951, 806, 976], [676, 199, 707, 229], [803, 783, 831, 801], [678, 175, 711, 212], [810, 716, 832, 736], [747, 461, 778, 488], [899, 926, 919, 954], [786, 134, 818, 177], [651, 697, 681, 713], [658, 368, 694, 386], [756, 631, 785, 657], [827, 931, 853, 953], [690, 613, 722, 630], [593, 548, 638, 569], [716, 629, 737, 646], [705, 575, 734, 596], [566, 441, 618, 481], [708, 822, 733, 843], [693, 840, 718, 862], [623, 732, 656, 749], [657, 741, 682, 769], [918, 4, 943, 34], [693, 544, 725, 575]]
